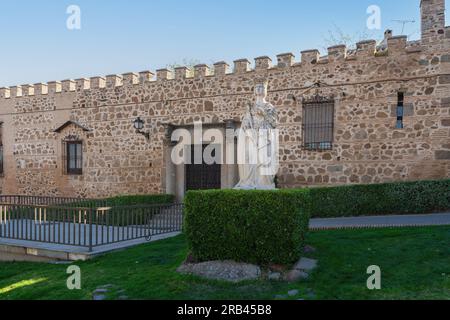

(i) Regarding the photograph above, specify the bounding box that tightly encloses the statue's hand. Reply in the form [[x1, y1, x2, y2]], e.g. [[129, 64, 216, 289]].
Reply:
[[255, 105, 265, 116]]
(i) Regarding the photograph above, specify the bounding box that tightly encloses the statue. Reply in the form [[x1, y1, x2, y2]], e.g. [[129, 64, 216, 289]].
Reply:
[[235, 81, 278, 190]]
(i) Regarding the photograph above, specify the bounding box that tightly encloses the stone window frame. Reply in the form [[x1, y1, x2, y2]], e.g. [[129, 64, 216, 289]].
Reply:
[[301, 96, 335, 151], [0, 122, 3, 176], [62, 137, 84, 176], [54, 121, 92, 177]]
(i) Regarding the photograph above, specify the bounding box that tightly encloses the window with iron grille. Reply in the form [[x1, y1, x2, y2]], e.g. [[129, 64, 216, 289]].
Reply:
[[302, 98, 335, 151], [0, 123, 3, 175], [63, 141, 83, 175], [396, 92, 404, 129], [0, 144, 3, 175]]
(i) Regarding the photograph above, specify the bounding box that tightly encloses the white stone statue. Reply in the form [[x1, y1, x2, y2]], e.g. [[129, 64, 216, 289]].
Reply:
[[235, 81, 278, 190]]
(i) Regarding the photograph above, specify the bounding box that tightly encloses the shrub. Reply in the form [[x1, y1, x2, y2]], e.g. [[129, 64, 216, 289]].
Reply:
[[65, 194, 175, 208], [309, 179, 450, 218], [184, 189, 311, 266], [104, 194, 175, 207]]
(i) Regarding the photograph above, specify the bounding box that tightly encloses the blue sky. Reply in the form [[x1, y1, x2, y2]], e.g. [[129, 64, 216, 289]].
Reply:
[[0, 0, 448, 87]]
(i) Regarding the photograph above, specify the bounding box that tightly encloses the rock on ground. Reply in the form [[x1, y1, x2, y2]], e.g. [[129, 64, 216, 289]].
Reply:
[[177, 261, 261, 283], [284, 269, 309, 282], [288, 289, 299, 296], [294, 258, 318, 272], [268, 272, 282, 281]]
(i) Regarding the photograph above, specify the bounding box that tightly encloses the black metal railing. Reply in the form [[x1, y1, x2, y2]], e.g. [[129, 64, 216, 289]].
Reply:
[[0, 195, 105, 207], [0, 202, 183, 252]]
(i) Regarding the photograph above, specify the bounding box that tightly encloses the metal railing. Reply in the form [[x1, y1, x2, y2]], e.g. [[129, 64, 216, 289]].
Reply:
[[0, 195, 105, 207], [0, 202, 184, 251]]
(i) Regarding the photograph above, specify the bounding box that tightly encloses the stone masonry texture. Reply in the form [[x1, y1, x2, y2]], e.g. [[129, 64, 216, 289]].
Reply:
[[0, 0, 449, 198]]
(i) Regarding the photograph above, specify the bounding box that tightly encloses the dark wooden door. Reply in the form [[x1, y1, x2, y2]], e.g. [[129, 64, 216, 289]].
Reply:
[[186, 145, 221, 191]]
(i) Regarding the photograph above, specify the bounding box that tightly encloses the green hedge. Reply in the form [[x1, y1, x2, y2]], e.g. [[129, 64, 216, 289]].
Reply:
[[184, 189, 311, 266], [65, 194, 174, 208], [309, 179, 450, 218], [104, 194, 175, 207]]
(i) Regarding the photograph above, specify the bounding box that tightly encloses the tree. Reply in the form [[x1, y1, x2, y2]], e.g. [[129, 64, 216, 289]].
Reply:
[[322, 24, 379, 50], [166, 58, 202, 77]]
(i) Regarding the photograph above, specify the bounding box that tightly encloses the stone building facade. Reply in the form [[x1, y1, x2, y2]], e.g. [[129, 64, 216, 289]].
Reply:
[[0, 0, 449, 200]]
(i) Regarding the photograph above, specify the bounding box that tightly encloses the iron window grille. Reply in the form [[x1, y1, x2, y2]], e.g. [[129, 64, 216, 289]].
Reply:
[[302, 97, 335, 151], [0, 144, 3, 175], [396, 92, 404, 129], [0, 122, 3, 175], [63, 141, 83, 175]]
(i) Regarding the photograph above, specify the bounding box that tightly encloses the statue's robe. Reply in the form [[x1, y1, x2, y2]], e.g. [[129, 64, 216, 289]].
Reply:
[[235, 101, 278, 190]]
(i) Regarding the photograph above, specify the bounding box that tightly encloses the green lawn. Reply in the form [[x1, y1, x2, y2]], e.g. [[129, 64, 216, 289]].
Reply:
[[0, 226, 449, 300]]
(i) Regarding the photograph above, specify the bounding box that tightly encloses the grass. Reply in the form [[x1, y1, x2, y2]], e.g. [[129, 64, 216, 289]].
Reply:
[[0, 226, 449, 300]]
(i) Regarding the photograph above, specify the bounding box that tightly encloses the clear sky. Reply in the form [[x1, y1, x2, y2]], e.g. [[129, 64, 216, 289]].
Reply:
[[0, 0, 448, 87]]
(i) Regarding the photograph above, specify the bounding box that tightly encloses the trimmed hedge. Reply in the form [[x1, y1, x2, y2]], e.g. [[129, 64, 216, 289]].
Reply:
[[309, 179, 450, 218], [66, 194, 175, 208], [104, 194, 175, 207], [184, 189, 311, 265]]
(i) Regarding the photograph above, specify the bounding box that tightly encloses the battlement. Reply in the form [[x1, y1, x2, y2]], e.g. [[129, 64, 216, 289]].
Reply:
[[0, 37, 436, 100], [0, 0, 447, 100]]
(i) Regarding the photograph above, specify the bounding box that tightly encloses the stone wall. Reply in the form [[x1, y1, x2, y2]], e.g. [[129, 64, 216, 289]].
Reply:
[[0, 0, 449, 198]]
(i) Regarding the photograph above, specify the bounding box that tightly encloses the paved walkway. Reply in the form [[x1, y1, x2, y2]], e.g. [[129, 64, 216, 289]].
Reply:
[[310, 212, 450, 230], [0, 232, 182, 262]]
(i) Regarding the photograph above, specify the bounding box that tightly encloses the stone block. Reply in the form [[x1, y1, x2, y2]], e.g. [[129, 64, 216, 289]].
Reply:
[[301, 50, 320, 64], [28, 248, 69, 260], [327, 165, 343, 173], [213, 61, 229, 76], [194, 64, 210, 78], [0, 244, 27, 255], [177, 261, 261, 283], [442, 97, 450, 107], [404, 103, 415, 116], [435, 151, 450, 160], [255, 56, 272, 70], [439, 75, 450, 84], [276, 53, 295, 68], [174, 67, 189, 79], [233, 59, 251, 74], [68, 253, 90, 261]]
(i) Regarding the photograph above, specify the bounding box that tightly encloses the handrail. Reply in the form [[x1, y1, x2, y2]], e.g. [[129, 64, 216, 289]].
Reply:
[[0, 201, 184, 252]]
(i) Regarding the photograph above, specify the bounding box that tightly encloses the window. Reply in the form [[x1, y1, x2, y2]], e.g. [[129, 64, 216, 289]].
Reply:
[[0, 144, 3, 175], [0, 123, 3, 175], [396, 92, 404, 129], [64, 141, 83, 175], [302, 98, 335, 151]]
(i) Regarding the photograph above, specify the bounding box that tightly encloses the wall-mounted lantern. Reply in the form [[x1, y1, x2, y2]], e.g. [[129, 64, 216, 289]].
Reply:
[[133, 117, 150, 140]]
